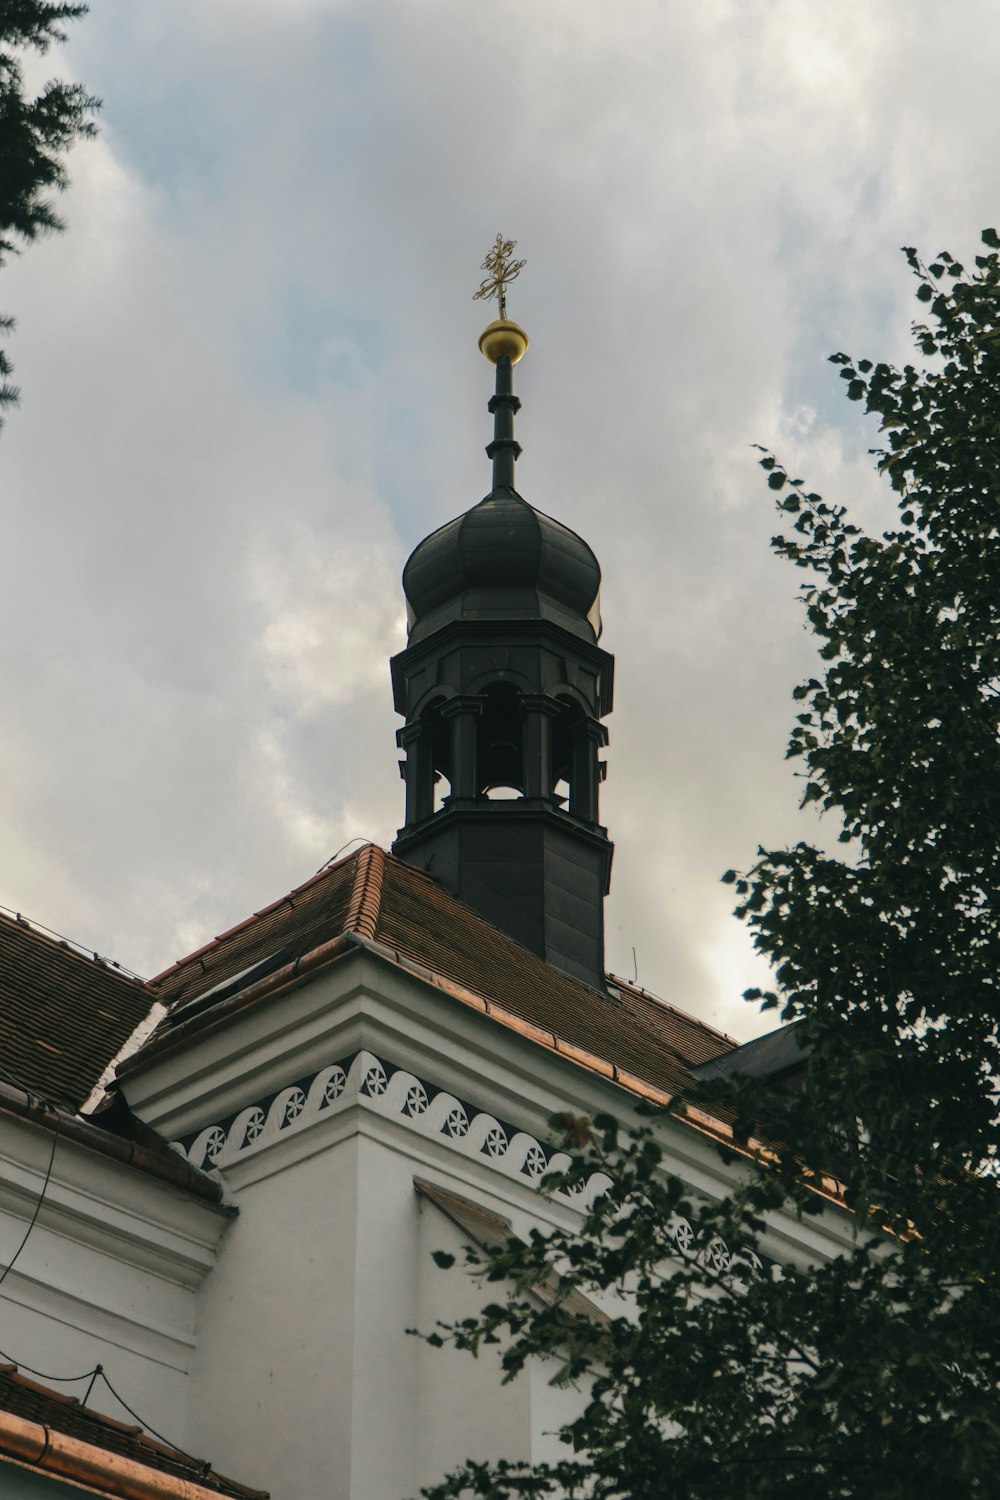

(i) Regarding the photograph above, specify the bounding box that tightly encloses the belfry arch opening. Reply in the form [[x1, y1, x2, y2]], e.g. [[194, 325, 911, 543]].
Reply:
[[477, 682, 525, 799], [433, 771, 451, 813], [550, 693, 603, 825], [551, 694, 583, 806], [422, 697, 451, 786]]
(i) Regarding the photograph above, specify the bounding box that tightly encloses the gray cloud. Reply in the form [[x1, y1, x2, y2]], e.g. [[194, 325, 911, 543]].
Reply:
[[1, 0, 997, 1037]]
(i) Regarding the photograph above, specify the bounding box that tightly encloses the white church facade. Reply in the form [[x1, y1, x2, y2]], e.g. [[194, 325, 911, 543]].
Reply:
[[0, 276, 854, 1499]]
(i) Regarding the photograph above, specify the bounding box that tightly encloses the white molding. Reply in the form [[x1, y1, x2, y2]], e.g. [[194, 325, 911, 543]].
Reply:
[[0, 1264, 198, 1371], [126, 950, 857, 1268], [0, 1120, 230, 1286], [172, 1046, 830, 1277], [173, 1047, 612, 1210], [0, 1111, 233, 1391]]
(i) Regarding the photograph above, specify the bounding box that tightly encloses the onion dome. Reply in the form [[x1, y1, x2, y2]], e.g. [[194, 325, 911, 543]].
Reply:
[[402, 313, 602, 644], [403, 490, 602, 644]]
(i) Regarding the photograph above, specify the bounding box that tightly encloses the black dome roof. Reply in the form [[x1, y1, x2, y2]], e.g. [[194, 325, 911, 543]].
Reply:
[[402, 486, 602, 644]]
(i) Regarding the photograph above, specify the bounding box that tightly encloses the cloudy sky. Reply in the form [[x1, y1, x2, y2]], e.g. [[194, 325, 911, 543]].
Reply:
[[1, 0, 996, 1040]]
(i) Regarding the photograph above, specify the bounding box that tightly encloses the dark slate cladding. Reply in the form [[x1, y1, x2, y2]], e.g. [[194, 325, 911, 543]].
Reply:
[[405, 812, 611, 988], [403, 488, 602, 643], [0, 911, 152, 1110], [692, 1020, 810, 1086], [373, 853, 732, 1092]]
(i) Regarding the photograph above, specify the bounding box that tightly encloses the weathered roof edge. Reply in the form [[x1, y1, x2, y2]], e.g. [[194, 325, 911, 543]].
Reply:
[[0, 1080, 230, 1208], [81, 1001, 170, 1116], [147, 847, 382, 988], [118, 932, 358, 1076]]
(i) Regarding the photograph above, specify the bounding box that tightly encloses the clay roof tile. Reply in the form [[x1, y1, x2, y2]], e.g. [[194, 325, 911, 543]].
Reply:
[[0, 909, 154, 1111]]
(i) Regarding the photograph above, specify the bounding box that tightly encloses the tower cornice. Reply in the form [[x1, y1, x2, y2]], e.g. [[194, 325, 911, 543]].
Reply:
[[390, 615, 615, 719]]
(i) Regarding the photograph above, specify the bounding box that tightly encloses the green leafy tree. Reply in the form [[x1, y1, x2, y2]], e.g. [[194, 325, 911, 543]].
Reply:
[[0, 1, 98, 424], [418, 232, 1000, 1498]]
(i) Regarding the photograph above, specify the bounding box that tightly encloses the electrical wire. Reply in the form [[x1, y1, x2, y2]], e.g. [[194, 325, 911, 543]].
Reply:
[[0, 1062, 78, 1116], [0, 1353, 98, 1382], [0, 1116, 58, 1292], [0, 1341, 222, 1479], [0, 902, 146, 980], [315, 834, 378, 873], [96, 1366, 214, 1476], [0, 1089, 219, 1478]]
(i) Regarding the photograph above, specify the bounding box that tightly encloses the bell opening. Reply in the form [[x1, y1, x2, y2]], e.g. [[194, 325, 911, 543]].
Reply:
[[477, 682, 525, 797]]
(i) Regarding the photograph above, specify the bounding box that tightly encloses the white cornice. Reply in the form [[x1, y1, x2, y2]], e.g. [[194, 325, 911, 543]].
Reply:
[[123, 949, 857, 1267], [0, 1114, 230, 1287], [0, 1114, 231, 1381]]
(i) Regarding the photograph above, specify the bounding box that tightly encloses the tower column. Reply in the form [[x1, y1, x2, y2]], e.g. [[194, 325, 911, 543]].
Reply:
[[569, 718, 608, 825], [520, 695, 561, 801], [441, 696, 483, 800], [397, 721, 435, 828]]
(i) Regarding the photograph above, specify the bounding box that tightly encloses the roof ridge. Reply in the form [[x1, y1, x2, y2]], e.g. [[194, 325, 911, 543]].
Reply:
[[344, 844, 385, 941]]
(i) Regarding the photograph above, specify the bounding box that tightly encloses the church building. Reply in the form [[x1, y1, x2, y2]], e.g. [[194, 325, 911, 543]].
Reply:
[[0, 245, 847, 1499]]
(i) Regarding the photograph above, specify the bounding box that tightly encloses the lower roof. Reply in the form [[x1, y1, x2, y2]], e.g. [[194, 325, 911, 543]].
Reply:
[[0, 1075, 229, 1207], [0, 1362, 267, 1498]]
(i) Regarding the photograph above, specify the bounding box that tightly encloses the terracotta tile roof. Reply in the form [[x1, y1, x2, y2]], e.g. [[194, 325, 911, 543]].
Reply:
[[0, 1361, 267, 1497], [0, 909, 154, 1111], [145, 845, 735, 1098], [152, 856, 358, 1010]]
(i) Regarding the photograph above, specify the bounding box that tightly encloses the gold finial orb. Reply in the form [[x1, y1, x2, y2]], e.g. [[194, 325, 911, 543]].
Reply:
[[478, 317, 529, 364], [473, 233, 528, 363]]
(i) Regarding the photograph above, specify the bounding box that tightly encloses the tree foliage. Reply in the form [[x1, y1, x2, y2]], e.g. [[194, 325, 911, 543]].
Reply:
[[418, 233, 1000, 1498], [0, 1, 98, 424]]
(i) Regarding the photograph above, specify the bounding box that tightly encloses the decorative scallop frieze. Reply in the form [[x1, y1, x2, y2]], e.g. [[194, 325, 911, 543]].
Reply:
[[172, 1051, 764, 1275], [172, 1048, 613, 1204]]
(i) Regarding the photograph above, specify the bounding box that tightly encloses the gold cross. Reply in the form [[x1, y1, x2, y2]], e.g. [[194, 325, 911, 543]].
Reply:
[[473, 234, 526, 320]]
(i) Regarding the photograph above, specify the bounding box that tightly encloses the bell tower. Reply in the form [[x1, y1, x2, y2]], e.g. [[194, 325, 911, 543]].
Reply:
[[390, 238, 614, 991]]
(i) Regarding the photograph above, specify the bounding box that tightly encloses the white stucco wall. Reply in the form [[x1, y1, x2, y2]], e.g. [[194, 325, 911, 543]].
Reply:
[[117, 949, 856, 1500], [185, 1103, 578, 1500], [416, 1191, 535, 1491], [0, 1111, 230, 1446], [186, 1131, 359, 1498]]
